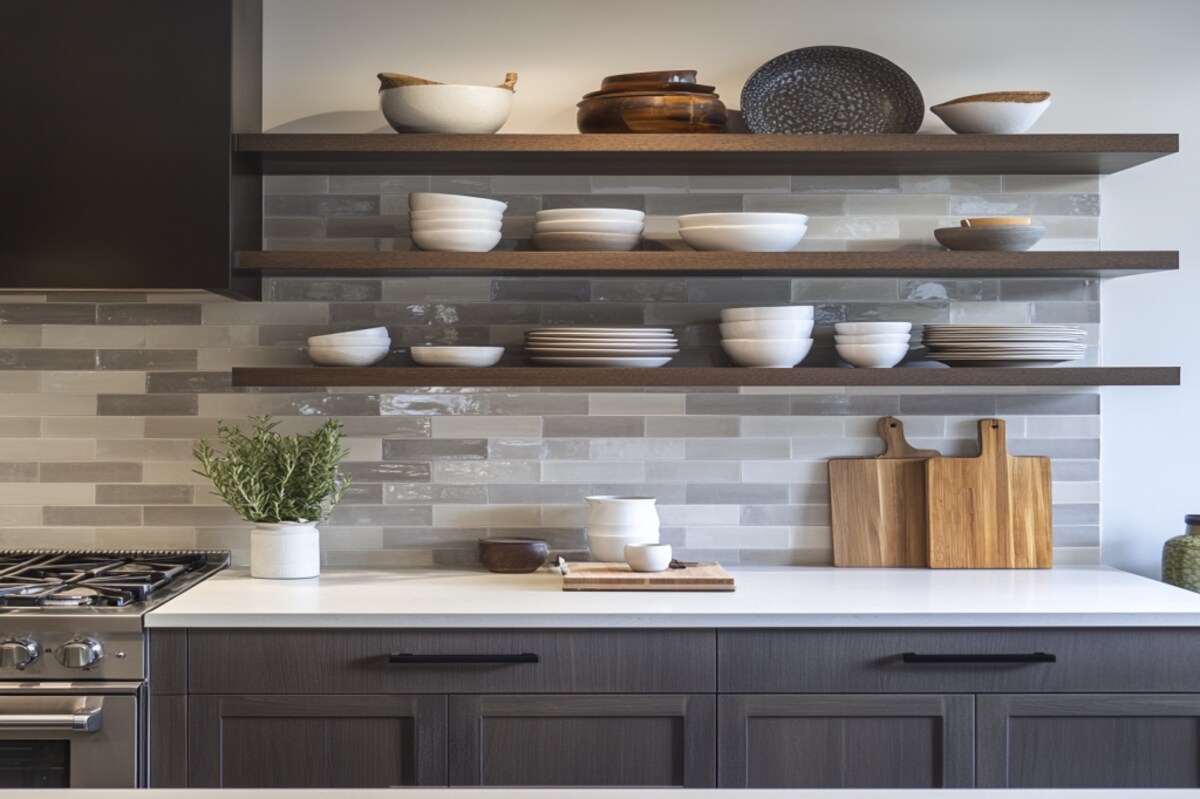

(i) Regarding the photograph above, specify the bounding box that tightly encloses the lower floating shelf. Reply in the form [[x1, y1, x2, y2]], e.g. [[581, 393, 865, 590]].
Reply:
[[231, 366, 1180, 389]]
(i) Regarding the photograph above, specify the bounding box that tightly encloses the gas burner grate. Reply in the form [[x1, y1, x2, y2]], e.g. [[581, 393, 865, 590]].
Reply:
[[0, 553, 210, 607]]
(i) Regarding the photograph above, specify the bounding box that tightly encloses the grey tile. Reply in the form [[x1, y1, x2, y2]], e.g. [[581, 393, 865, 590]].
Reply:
[[790, 483, 829, 504], [1052, 460, 1101, 481], [330, 302, 540, 326], [328, 175, 430, 194], [743, 194, 847, 216], [685, 484, 790, 504], [485, 394, 590, 417], [383, 439, 488, 461], [644, 194, 742, 215], [96, 484, 194, 505], [793, 279, 898, 302], [385, 484, 488, 504], [899, 175, 1002, 193], [740, 548, 831, 566], [435, 460, 541, 483], [44, 506, 141, 526], [97, 394, 198, 416], [40, 462, 142, 483], [0, 463, 38, 482], [97, 304, 201, 325], [644, 461, 742, 483], [541, 195, 644, 211], [587, 484, 687, 505], [844, 194, 949, 215], [146, 372, 232, 394], [324, 216, 408, 238], [536, 303, 647, 326], [589, 438, 686, 460], [1010, 438, 1100, 459], [741, 505, 831, 526], [949, 194, 1033, 215], [645, 416, 739, 437], [1003, 175, 1099, 193], [0, 349, 96, 370], [687, 394, 790, 415], [383, 527, 486, 549], [491, 279, 591, 302], [492, 175, 590, 194], [1031, 194, 1100, 216], [591, 279, 687, 302], [341, 462, 432, 482], [685, 438, 791, 460], [1001, 279, 1099, 302], [899, 279, 999, 301], [264, 195, 380, 217], [143, 506, 246, 526], [1054, 525, 1100, 547], [98, 349, 197, 371], [340, 484, 385, 505], [486, 484, 592, 504], [489, 438, 590, 460], [327, 505, 433, 527], [266, 279, 383, 302], [381, 277, 493, 302], [997, 393, 1100, 415], [543, 417, 643, 437], [689, 175, 790, 193], [0, 304, 95, 324], [380, 394, 487, 416], [686, 279, 791, 303], [790, 395, 900, 416], [899, 394, 998, 415], [590, 176, 689, 193], [1030, 302, 1100, 324], [264, 175, 329, 194], [792, 176, 898, 193], [1053, 503, 1100, 525]]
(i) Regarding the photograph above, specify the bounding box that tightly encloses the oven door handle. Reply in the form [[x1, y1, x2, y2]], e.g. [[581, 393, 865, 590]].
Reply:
[[0, 705, 103, 733]]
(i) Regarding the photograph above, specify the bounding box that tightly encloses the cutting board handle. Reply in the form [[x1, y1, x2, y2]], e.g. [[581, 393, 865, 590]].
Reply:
[[977, 418, 1009, 460], [877, 417, 940, 459]]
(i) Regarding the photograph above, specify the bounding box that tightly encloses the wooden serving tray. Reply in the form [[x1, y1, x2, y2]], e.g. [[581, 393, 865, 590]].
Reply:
[[562, 562, 735, 592]]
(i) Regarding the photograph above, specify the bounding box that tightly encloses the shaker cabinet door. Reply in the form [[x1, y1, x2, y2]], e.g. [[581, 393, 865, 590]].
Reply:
[[188, 694, 447, 788], [978, 693, 1200, 788], [449, 694, 716, 787], [718, 694, 974, 789]]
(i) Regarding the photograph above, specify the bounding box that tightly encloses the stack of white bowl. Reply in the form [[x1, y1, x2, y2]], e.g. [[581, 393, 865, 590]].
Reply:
[[719, 306, 815, 368], [834, 322, 913, 368], [306, 327, 391, 367], [409, 192, 506, 252], [532, 208, 645, 251], [678, 212, 808, 252]]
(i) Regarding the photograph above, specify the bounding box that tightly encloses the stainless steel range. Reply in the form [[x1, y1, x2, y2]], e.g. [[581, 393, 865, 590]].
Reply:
[[0, 550, 227, 788]]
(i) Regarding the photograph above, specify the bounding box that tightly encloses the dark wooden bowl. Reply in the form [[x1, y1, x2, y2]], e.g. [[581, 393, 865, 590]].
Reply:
[[601, 70, 697, 89], [478, 537, 550, 573], [577, 92, 727, 134], [583, 82, 717, 99]]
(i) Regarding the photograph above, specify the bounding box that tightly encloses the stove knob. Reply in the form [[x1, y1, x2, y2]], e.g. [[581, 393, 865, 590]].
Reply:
[[0, 640, 40, 670], [55, 639, 102, 670]]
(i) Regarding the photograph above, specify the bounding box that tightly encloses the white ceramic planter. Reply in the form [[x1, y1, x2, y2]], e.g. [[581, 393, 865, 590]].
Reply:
[[585, 496, 659, 562], [251, 521, 320, 579]]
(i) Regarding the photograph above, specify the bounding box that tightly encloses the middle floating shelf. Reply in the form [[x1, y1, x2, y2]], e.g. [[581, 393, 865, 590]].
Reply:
[[237, 250, 1177, 278]]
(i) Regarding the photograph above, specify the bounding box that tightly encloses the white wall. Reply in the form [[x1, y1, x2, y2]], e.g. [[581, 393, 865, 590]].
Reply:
[[263, 0, 1200, 576]]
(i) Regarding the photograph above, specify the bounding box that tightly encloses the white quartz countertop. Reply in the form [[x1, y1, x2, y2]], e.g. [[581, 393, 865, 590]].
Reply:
[[7, 790, 1199, 798], [144, 565, 1200, 628]]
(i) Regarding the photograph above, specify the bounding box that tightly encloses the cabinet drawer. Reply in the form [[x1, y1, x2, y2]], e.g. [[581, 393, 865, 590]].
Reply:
[[719, 629, 1200, 693], [189, 629, 715, 694]]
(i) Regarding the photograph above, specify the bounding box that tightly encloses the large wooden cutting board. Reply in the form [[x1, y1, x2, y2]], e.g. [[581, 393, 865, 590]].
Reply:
[[829, 417, 939, 567], [562, 562, 735, 591], [926, 418, 1053, 569]]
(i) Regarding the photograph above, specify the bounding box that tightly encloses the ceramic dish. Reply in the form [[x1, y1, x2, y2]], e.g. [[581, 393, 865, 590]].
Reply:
[[409, 209, 504, 222], [835, 342, 910, 368], [526, 356, 673, 368], [535, 208, 645, 223], [678, 212, 809, 228], [307, 327, 390, 346], [412, 228, 502, 252], [532, 231, 642, 252], [834, 322, 912, 335], [934, 225, 1046, 251], [720, 306, 814, 323], [719, 319, 815, 339], [411, 219, 502, 233], [679, 224, 806, 252], [930, 91, 1051, 134], [741, 46, 924, 134], [721, 338, 814, 368], [533, 219, 644, 235], [307, 344, 391, 367], [378, 73, 516, 134], [409, 192, 507, 213], [833, 333, 911, 345], [529, 326, 673, 335], [409, 346, 504, 367], [477, 537, 549, 574]]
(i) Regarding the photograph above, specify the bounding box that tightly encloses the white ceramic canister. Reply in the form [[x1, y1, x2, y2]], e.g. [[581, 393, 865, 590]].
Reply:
[[585, 496, 659, 561], [250, 521, 320, 579]]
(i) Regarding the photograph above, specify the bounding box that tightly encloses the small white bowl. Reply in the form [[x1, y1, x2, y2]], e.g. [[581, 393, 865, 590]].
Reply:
[[409, 209, 503, 222], [720, 319, 815, 339], [410, 346, 504, 367], [307, 327, 390, 347], [380, 84, 514, 134], [534, 219, 645, 235], [678, 212, 809, 228], [411, 228, 502, 252], [531, 231, 641, 252], [625, 543, 673, 573], [409, 192, 507, 213], [680, 224, 807, 252], [721, 338, 814, 368], [720, 306, 815, 323], [930, 91, 1051, 134], [307, 344, 391, 367], [411, 218, 503, 233], [834, 322, 913, 335], [834, 333, 911, 345], [588, 533, 658, 563], [835, 342, 910, 368], [535, 208, 646, 223]]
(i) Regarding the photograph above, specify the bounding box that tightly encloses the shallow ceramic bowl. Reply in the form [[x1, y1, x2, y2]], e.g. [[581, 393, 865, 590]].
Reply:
[[934, 225, 1045, 252], [720, 306, 815, 323], [409, 209, 504, 223], [930, 91, 1051, 134], [533, 219, 645, 235], [411, 228, 502, 252], [409, 192, 507, 213], [410, 346, 504, 367], [721, 338, 814, 368], [380, 84, 513, 134], [719, 319, 815, 339], [307, 344, 390, 367], [478, 537, 549, 574], [834, 333, 911, 345], [834, 322, 913, 335], [835, 342, 910, 368], [680, 223, 806, 252], [532, 231, 642, 252], [535, 208, 645, 223], [307, 327, 390, 347], [411, 218, 502, 233], [678, 212, 809, 229]]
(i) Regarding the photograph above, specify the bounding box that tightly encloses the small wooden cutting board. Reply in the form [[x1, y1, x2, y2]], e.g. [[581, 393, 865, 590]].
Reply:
[[562, 562, 735, 591]]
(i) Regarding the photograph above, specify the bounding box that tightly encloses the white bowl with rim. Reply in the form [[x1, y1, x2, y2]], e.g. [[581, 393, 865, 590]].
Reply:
[[721, 338, 814, 368], [410, 346, 504, 367], [719, 320, 815, 339], [409, 192, 507, 213], [307, 344, 391, 367], [534, 219, 645, 235], [380, 82, 514, 134], [409, 209, 503, 223], [834, 322, 913, 335], [930, 91, 1051, 134], [307, 327, 390, 347], [411, 218, 502, 233], [411, 229, 502, 252], [535, 208, 645, 223], [835, 342, 911, 368], [680, 224, 807, 252], [720, 306, 814, 323], [678, 212, 809, 228], [834, 333, 911, 345]]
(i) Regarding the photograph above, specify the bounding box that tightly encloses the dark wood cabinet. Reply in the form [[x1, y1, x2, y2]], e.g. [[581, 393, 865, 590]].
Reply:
[[188, 695, 447, 788], [977, 694, 1200, 788], [449, 694, 716, 787], [718, 694, 974, 789]]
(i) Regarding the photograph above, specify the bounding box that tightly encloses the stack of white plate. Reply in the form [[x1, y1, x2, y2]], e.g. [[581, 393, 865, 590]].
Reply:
[[922, 324, 1087, 367], [678, 212, 808, 252], [834, 322, 913, 368], [524, 327, 678, 368], [532, 209, 645, 252], [718, 306, 814, 368], [306, 327, 391, 366], [409, 192, 506, 252]]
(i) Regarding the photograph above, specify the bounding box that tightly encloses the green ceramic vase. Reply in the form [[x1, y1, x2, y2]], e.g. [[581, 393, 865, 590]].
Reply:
[[1162, 514, 1200, 593]]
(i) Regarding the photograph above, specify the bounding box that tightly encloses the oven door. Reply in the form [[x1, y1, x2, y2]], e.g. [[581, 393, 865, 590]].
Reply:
[[0, 683, 138, 788]]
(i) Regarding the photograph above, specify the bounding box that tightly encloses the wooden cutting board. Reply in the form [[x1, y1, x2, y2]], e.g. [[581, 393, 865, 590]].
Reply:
[[829, 417, 940, 567], [562, 562, 735, 591], [926, 418, 1053, 569]]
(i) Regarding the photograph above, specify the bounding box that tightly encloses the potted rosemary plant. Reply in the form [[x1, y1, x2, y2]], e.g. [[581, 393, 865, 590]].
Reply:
[[193, 415, 350, 579]]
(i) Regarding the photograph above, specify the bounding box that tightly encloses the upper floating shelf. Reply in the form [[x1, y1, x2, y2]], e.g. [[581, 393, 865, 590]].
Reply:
[[237, 133, 1179, 176]]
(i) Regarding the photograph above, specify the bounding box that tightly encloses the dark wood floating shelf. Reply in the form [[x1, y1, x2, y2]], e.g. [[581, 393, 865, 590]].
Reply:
[[237, 250, 1177, 279], [232, 366, 1180, 389], [237, 133, 1178, 176]]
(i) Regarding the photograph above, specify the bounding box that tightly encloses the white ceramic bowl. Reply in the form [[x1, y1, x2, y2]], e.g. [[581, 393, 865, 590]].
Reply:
[[533, 219, 645, 235], [411, 218, 503, 233], [307, 327, 390, 346], [930, 91, 1051, 134], [307, 344, 391, 367], [719, 319, 815, 339], [380, 84, 514, 134], [680, 224, 807, 252], [409, 209, 504, 222], [409, 192, 507, 213], [535, 208, 645, 223], [720, 306, 815, 323], [835, 342, 911, 368], [625, 543, 673, 573], [588, 532, 658, 563], [531, 231, 641, 252], [834, 322, 913, 335], [721, 338, 814, 368], [677, 212, 809, 228], [410, 346, 504, 367], [834, 333, 911, 345], [411, 228, 502, 252]]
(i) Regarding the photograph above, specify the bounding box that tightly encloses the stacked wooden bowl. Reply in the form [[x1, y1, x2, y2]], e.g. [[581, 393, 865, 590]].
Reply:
[[576, 70, 727, 134]]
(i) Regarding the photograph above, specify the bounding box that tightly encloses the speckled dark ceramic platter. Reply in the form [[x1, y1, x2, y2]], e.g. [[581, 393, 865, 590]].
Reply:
[[741, 46, 924, 134]]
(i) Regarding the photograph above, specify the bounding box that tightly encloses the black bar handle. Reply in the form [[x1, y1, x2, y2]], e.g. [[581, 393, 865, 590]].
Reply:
[[901, 652, 1056, 664], [388, 653, 539, 665]]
